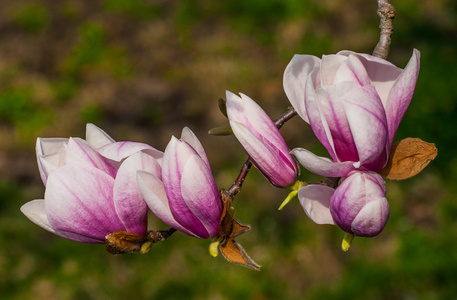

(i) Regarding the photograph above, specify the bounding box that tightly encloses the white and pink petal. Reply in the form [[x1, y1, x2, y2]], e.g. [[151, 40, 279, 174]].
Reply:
[[385, 49, 420, 145], [98, 141, 162, 163], [231, 121, 297, 187], [65, 138, 117, 177], [297, 185, 336, 225], [342, 84, 389, 170], [113, 151, 161, 235], [85, 123, 115, 148], [137, 171, 200, 238], [180, 155, 221, 238], [283, 54, 321, 123], [44, 165, 124, 241], [291, 148, 357, 177], [180, 127, 211, 170]]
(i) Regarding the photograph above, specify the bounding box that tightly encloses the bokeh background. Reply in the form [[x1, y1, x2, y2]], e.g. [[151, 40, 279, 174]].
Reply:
[[1, 0, 456, 299]]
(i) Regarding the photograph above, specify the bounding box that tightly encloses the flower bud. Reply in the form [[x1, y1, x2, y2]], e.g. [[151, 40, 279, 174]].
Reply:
[[138, 127, 223, 239], [226, 91, 298, 187], [330, 171, 389, 237]]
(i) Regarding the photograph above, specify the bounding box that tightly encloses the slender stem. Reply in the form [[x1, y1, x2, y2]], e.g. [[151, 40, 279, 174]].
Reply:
[[148, 227, 177, 242], [225, 107, 297, 198], [225, 159, 252, 197], [372, 0, 396, 59], [274, 107, 297, 129]]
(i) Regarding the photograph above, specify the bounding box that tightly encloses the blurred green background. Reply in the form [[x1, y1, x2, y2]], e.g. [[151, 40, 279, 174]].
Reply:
[[1, 0, 456, 299]]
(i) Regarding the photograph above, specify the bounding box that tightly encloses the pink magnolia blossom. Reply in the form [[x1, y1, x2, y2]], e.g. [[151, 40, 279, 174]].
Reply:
[[284, 50, 420, 236], [226, 91, 298, 188], [137, 127, 223, 239], [21, 124, 162, 243]]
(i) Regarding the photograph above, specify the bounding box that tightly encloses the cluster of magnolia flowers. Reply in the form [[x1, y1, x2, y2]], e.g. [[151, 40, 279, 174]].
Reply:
[[21, 49, 436, 269]]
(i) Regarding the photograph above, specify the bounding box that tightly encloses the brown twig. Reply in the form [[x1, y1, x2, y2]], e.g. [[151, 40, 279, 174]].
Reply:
[[147, 227, 177, 242], [372, 0, 396, 59], [225, 107, 297, 198]]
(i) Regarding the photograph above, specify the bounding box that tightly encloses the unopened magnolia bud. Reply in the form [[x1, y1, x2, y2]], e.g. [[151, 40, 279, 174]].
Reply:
[[226, 91, 299, 188], [380, 137, 437, 180], [330, 171, 389, 237]]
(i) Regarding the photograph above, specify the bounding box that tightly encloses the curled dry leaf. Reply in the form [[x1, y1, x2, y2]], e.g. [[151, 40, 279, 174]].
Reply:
[[216, 190, 261, 270], [380, 137, 437, 180]]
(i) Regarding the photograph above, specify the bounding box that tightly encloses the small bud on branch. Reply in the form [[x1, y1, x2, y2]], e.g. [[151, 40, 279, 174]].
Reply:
[[225, 106, 297, 198]]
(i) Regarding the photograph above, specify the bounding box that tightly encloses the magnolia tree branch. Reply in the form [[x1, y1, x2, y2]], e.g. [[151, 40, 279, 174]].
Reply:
[[225, 107, 297, 198], [225, 159, 252, 197], [372, 0, 396, 59]]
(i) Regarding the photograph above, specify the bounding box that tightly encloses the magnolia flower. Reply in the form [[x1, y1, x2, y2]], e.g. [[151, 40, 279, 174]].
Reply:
[[21, 124, 162, 243], [226, 91, 298, 188], [137, 127, 222, 239], [284, 50, 420, 236], [285, 49, 420, 175]]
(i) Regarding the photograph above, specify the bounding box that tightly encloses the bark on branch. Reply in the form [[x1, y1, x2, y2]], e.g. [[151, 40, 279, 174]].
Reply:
[[372, 0, 396, 59]]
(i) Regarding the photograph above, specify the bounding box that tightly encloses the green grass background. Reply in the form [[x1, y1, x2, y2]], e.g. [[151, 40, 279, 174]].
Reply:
[[1, 0, 456, 299]]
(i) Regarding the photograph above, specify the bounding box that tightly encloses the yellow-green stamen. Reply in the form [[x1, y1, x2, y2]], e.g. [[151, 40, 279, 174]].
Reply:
[[278, 180, 306, 210], [209, 240, 220, 257], [140, 241, 153, 254], [342, 233, 355, 252]]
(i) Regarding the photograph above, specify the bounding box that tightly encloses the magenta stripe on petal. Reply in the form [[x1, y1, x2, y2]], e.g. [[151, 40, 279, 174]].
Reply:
[[385, 49, 420, 146], [316, 84, 359, 162], [304, 75, 338, 161], [226, 92, 298, 180], [180, 155, 221, 238], [330, 171, 389, 237], [343, 85, 389, 170], [45, 165, 124, 241], [231, 121, 297, 187], [162, 137, 211, 238], [332, 55, 371, 87], [137, 171, 201, 238]]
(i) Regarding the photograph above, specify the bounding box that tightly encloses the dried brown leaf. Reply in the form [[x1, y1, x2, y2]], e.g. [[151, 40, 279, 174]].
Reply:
[[380, 137, 437, 180], [220, 237, 261, 270]]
